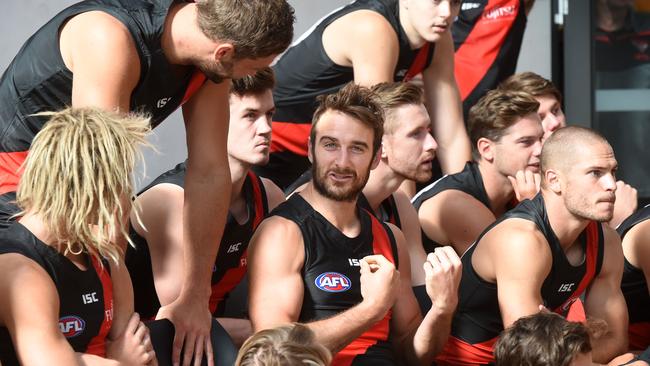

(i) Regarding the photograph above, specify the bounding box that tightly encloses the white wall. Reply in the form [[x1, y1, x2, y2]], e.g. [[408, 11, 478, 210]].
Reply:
[[0, 0, 552, 188]]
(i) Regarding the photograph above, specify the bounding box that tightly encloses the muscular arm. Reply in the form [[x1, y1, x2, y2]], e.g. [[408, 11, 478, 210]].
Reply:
[[248, 216, 306, 331], [322, 10, 399, 86], [585, 227, 628, 363], [418, 190, 496, 255], [60, 11, 140, 111], [388, 225, 460, 365], [422, 32, 471, 174], [131, 184, 186, 306], [473, 220, 551, 327], [249, 215, 395, 355], [0, 254, 120, 366], [153, 80, 232, 365], [181, 79, 231, 299]]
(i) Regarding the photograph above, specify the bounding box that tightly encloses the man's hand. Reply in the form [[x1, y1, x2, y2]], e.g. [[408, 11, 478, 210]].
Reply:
[[508, 170, 541, 202], [106, 313, 157, 366], [610, 180, 637, 228], [360, 255, 400, 320], [156, 296, 213, 366], [423, 247, 462, 315]]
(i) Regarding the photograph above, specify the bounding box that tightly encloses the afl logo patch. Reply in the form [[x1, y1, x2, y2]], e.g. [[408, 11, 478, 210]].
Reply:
[[315, 272, 351, 293], [59, 316, 86, 338]]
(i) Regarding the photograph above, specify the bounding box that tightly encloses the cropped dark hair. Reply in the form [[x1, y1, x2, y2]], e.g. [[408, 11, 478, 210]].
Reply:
[[495, 312, 592, 366], [231, 67, 275, 96], [468, 89, 540, 161]]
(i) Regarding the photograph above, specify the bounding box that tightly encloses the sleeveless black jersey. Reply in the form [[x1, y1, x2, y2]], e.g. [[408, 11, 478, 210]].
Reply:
[[126, 162, 269, 319], [358, 193, 402, 229], [272, 194, 399, 366], [617, 205, 650, 350], [0, 223, 114, 364], [412, 162, 516, 253], [436, 194, 605, 365], [258, 0, 436, 189], [453, 0, 527, 119], [0, 0, 203, 196]]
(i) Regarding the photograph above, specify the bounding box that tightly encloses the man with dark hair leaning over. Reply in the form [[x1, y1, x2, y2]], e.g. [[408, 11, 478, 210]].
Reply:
[[248, 83, 461, 366], [413, 89, 544, 256], [0, 1, 294, 364], [258, 0, 471, 190], [126, 68, 285, 350], [436, 126, 628, 365]]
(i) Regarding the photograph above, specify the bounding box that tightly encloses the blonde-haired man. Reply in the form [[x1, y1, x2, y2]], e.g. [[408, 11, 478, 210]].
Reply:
[[0, 108, 154, 365]]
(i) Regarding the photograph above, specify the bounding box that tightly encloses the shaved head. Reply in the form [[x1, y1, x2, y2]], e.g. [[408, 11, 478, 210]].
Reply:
[[540, 126, 612, 188]]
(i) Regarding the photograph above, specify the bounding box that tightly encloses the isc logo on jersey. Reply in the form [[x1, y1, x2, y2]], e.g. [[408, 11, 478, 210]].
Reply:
[[59, 316, 86, 338], [315, 272, 352, 293]]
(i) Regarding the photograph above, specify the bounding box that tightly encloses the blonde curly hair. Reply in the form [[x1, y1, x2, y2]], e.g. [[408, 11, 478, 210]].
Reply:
[[16, 107, 150, 264]]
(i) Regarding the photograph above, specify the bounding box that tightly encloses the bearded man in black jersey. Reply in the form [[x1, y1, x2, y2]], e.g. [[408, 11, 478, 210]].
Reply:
[[436, 126, 629, 366], [247, 83, 461, 366]]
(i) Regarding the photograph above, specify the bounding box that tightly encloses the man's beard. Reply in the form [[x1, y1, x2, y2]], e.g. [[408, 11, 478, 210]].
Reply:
[[311, 157, 371, 202], [197, 58, 234, 84]]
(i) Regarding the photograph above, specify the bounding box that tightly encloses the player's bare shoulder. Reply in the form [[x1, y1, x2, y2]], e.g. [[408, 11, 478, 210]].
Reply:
[[322, 9, 398, 67]]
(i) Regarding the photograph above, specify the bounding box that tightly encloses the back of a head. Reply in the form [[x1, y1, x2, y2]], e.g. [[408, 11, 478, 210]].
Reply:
[[540, 126, 611, 186], [236, 323, 332, 366], [370, 82, 424, 134], [231, 67, 276, 96], [196, 0, 295, 59], [16, 107, 150, 264], [468, 89, 540, 161], [499, 72, 562, 103], [311, 82, 384, 155], [494, 312, 591, 366]]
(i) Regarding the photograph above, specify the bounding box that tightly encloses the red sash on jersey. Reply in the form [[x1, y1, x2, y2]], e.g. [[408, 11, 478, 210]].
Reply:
[[552, 222, 600, 315], [181, 70, 207, 106], [629, 322, 650, 351], [454, 0, 520, 101], [403, 43, 432, 82], [332, 213, 395, 366], [436, 336, 497, 366], [208, 171, 265, 314], [0, 151, 28, 195], [270, 122, 312, 156], [85, 257, 114, 357]]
